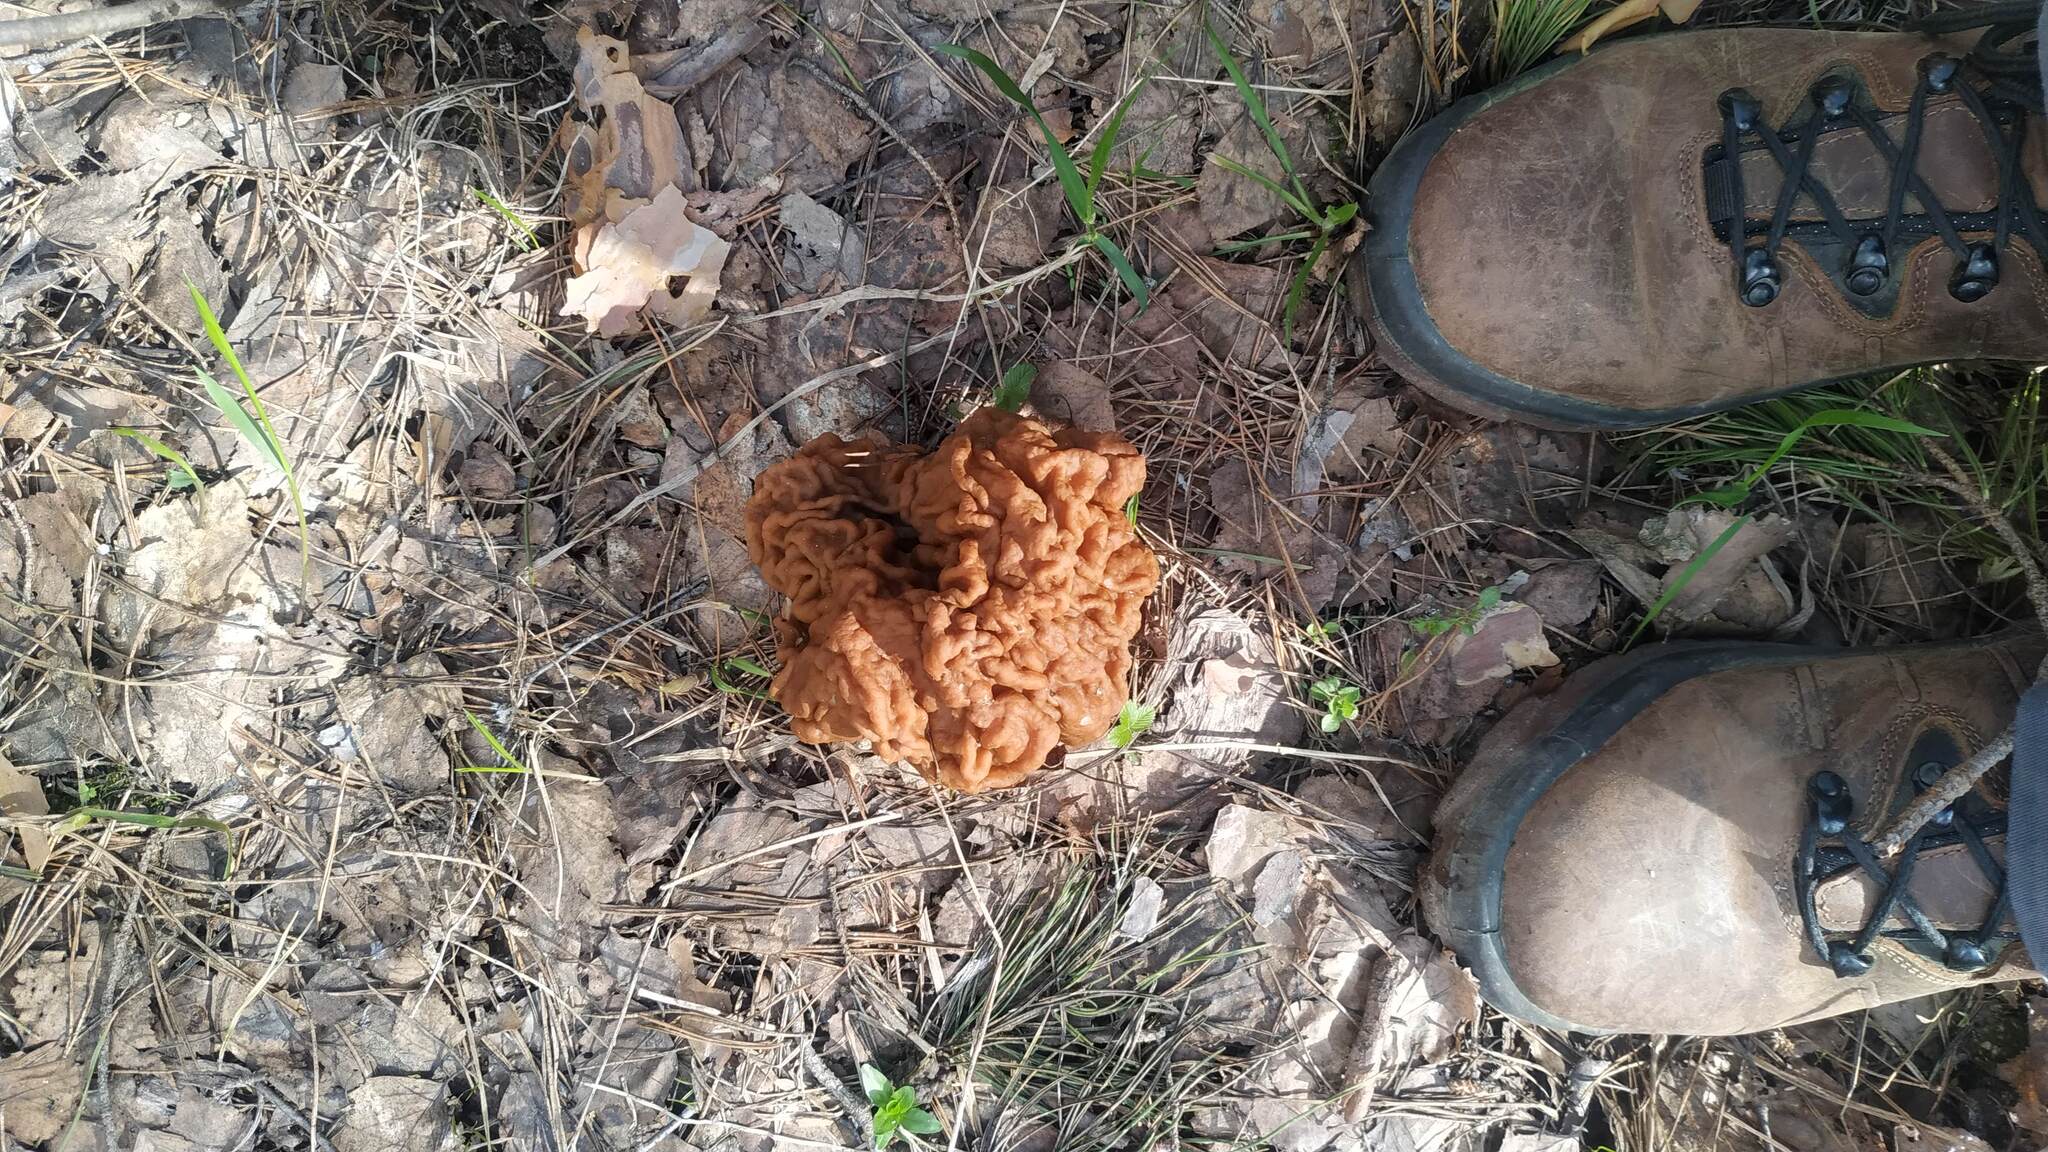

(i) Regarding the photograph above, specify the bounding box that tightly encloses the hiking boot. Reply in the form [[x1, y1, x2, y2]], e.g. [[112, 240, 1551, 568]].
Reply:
[[1421, 634, 2044, 1035], [1360, 14, 2048, 429]]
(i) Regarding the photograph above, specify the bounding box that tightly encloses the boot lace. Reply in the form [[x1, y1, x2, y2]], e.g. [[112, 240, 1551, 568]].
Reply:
[[1711, 2, 2047, 308], [1796, 765, 2014, 977]]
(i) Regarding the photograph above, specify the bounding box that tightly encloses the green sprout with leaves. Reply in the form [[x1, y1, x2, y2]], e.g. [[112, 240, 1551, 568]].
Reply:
[[1108, 699, 1155, 750], [859, 1065, 941, 1150], [1410, 585, 1504, 638], [114, 427, 204, 492], [1309, 676, 1362, 733], [712, 655, 775, 699], [1204, 24, 1359, 339], [934, 44, 1150, 306], [993, 362, 1035, 412]]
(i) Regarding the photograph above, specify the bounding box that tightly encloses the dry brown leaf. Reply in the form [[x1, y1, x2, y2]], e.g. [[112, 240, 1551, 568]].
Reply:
[[1559, 0, 1699, 54], [0, 749, 51, 873], [564, 28, 691, 230], [562, 185, 729, 336]]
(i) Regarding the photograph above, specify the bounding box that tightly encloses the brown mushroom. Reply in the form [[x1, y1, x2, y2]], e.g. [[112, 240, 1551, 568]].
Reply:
[[744, 409, 1158, 791]]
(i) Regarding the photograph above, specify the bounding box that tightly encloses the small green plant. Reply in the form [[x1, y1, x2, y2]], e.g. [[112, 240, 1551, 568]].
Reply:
[[114, 428, 204, 492], [458, 709, 533, 774], [1490, 0, 1597, 81], [993, 362, 1035, 412], [1123, 492, 1140, 528], [472, 187, 539, 250], [934, 44, 1149, 306], [1108, 699, 1155, 750], [1309, 676, 1361, 733], [1203, 24, 1359, 339], [190, 284, 309, 584], [1410, 585, 1503, 638], [859, 1065, 941, 1149], [711, 655, 774, 699]]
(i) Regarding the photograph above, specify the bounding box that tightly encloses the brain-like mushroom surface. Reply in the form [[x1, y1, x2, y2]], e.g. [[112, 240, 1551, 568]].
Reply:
[[744, 409, 1159, 791]]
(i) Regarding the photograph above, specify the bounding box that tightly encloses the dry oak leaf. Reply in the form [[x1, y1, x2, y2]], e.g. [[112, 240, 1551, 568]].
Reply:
[[745, 409, 1159, 792]]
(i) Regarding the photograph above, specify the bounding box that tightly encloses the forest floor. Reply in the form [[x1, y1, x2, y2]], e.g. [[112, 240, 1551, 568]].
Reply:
[[0, 0, 2043, 1150]]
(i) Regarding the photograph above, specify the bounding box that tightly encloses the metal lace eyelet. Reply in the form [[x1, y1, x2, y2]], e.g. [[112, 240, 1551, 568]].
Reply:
[[1920, 54, 1961, 93], [1718, 88, 1764, 131], [1846, 234, 1888, 296], [1808, 771, 1851, 835], [1943, 936, 1990, 971], [1950, 242, 1999, 302], [1811, 76, 1854, 120], [1827, 941, 1874, 977], [1740, 246, 1781, 307]]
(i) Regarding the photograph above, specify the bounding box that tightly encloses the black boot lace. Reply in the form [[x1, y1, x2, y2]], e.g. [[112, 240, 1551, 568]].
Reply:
[[1708, 2, 2047, 310], [1796, 765, 2014, 977]]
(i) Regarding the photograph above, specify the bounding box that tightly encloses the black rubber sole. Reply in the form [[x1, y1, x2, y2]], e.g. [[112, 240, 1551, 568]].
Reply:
[[1428, 640, 1835, 1034]]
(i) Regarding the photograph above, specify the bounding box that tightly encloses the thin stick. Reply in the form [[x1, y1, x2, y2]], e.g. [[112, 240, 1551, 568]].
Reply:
[[0, 0, 235, 47], [1867, 442, 2048, 857]]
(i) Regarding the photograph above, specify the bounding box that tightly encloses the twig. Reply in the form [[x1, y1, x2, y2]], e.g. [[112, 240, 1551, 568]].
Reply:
[[643, 24, 768, 96], [798, 1044, 872, 1143], [0, 0, 236, 48], [1867, 442, 2048, 856]]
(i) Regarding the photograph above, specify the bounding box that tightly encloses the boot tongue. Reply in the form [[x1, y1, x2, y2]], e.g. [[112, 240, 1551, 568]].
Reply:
[[1814, 837, 2003, 932], [1705, 98, 2001, 227]]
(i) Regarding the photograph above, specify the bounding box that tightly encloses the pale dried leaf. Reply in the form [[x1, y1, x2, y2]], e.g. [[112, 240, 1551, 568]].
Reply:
[[1340, 934, 1478, 1121], [562, 185, 729, 336]]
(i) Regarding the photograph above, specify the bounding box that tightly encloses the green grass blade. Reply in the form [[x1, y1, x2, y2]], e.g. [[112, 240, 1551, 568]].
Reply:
[[198, 371, 278, 470], [1213, 229, 1318, 254], [1627, 516, 1747, 646], [1204, 22, 1305, 202], [190, 283, 310, 585], [463, 709, 531, 774], [61, 807, 237, 878], [1691, 408, 1943, 506], [1282, 233, 1329, 341], [114, 428, 205, 492], [472, 188, 539, 250], [1091, 234, 1149, 307], [1206, 154, 1314, 220], [1088, 76, 1149, 198], [936, 44, 1093, 230]]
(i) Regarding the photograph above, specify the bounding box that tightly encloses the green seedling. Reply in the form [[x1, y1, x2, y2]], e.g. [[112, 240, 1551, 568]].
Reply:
[[58, 806, 238, 879], [1203, 24, 1360, 340], [1123, 492, 1140, 528], [459, 709, 532, 774], [1108, 699, 1155, 750], [1410, 586, 1503, 638], [993, 362, 1035, 412], [712, 656, 774, 699], [1309, 676, 1361, 733], [189, 284, 309, 585], [114, 428, 204, 492], [472, 188, 539, 250], [934, 44, 1150, 306], [859, 1065, 941, 1149]]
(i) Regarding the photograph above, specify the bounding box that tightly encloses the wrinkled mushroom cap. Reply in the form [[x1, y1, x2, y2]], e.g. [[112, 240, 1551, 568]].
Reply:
[[745, 409, 1159, 791]]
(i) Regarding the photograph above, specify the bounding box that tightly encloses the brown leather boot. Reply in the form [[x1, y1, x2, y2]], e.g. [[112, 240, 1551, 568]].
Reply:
[[1360, 13, 2048, 429], [1421, 635, 2044, 1035]]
